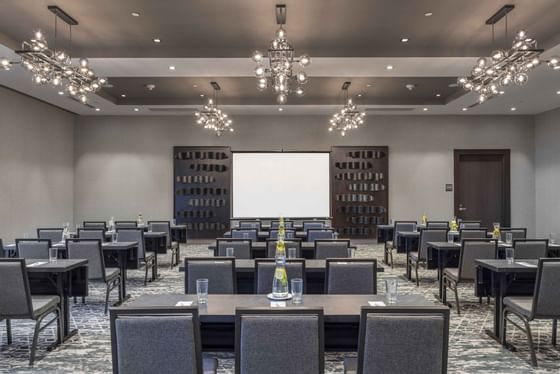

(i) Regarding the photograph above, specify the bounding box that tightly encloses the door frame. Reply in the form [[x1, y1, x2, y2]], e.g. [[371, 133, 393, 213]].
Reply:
[[453, 149, 511, 226]]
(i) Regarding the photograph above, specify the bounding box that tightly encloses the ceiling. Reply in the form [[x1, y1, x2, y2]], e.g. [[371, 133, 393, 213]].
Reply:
[[0, 0, 559, 116]]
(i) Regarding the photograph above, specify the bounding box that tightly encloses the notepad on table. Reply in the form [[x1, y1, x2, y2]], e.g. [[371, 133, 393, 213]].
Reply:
[[516, 262, 537, 268], [27, 261, 48, 267], [368, 301, 386, 307], [175, 301, 193, 306]]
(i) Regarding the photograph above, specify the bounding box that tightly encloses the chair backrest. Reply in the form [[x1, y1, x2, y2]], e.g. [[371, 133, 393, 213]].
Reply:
[[314, 240, 350, 259], [37, 228, 63, 244], [78, 228, 105, 241], [271, 221, 294, 229], [0, 259, 34, 319], [269, 229, 296, 240], [459, 228, 487, 241], [117, 229, 145, 259], [110, 306, 204, 374], [500, 228, 527, 242], [326, 259, 377, 294], [255, 259, 305, 294], [426, 221, 450, 230], [231, 228, 258, 241], [235, 308, 324, 374], [418, 229, 448, 260], [266, 240, 302, 258], [83, 221, 107, 231], [115, 221, 138, 230], [460, 221, 481, 229], [458, 239, 497, 281], [216, 239, 252, 259], [15, 239, 51, 259], [239, 220, 261, 230], [392, 221, 417, 242], [531, 259, 560, 319], [66, 239, 106, 280], [513, 239, 548, 260], [148, 221, 172, 248], [357, 306, 449, 374], [184, 257, 236, 294], [307, 229, 335, 242], [303, 221, 325, 231]]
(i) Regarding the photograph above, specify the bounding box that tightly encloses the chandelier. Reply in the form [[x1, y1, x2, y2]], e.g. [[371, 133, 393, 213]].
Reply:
[[329, 82, 365, 136], [251, 4, 310, 104], [0, 6, 105, 105], [195, 82, 233, 137], [458, 6, 559, 105]]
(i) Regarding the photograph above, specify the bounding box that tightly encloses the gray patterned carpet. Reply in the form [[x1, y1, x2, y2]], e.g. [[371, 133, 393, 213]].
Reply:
[[1, 241, 559, 373]]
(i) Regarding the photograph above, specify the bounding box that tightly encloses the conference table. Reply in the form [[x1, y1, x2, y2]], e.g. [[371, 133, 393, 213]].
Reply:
[[207, 241, 356, 259], [223, 230, 308, 241], [126, 293, 431, 351], [181, 259, 384, 294]]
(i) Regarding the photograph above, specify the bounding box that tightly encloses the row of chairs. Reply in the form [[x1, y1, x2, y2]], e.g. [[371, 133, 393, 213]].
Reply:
[[215, 238, 352, 259], [231, 228, 335, 242], [184, 258, 377, 295], [109, 305, 450, 374]]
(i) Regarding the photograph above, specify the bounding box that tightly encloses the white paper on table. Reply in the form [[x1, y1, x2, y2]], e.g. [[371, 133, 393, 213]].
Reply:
[[368, 301, 386, 306], [270, 301, 287, 307], [516, 262, 537, 268], [27, 261, 48, 267], [175, 301, 193, 306]]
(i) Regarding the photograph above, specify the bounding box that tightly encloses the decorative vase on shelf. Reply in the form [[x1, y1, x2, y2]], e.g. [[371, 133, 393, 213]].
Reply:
[[272, 239, 289, 298], [492, 223, 501, 240], [421, 213, 428, 225], [450, 217, 458, 231]]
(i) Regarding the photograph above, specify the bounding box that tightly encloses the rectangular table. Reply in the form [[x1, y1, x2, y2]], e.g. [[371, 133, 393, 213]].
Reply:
[[143, 231, 166, 279], [223, 230, 308, 241], [426, 242, 461, 301], [26, 259, 88, 342], [101, 241, 138, 301], [127, 293, 431, 351], [208, 242, 356, 260]]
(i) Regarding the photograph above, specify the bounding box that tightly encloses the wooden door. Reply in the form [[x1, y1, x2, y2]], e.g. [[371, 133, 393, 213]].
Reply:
[[454, 150, 510, 228]]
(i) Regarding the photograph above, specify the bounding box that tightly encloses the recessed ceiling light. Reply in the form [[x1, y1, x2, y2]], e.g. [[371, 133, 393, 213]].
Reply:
[[278, 107, 283, 112], [58, 91, 64, 95], [462, 107, 468, 111], [556, 90, 560, 95], [386, 65, 393, 70], [153, 38, 161, 43], [423, 107, 429, 111], [424, 12, 433, 17], [121, 94, 126, 98], [510, 107, 517, 111], [131, 12, 140, 17], [357, 93, 363, 97], [134, 108, 139, 112], [169, 65, 175, 70], [366, 84, 372, 87], [193, 84, 198, 88], [435, 93, 441, 97], [95, 108, 100, 112], [200, 94, 205, 97], [400, 38, 409, 43]]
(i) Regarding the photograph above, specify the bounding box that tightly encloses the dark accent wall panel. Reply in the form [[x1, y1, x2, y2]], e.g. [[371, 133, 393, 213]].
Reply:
[[331, 146, 389, 238], [174, 146, 231, 239]]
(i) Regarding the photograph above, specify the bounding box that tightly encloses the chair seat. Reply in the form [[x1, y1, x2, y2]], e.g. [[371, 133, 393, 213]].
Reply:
[[385, 241, 394, 249], [410, 251, 423, 262], [170, 241, 179, 249], [31, 295, 60, 319], [343, 357, 357, 374], [443, 267, 459, 281], [203, 357, 218, 374], [105, 267, 120, 281], [504, 296, 533, 318]]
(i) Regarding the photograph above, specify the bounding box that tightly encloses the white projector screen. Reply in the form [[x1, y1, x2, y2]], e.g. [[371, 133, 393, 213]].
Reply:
[[232, 152, 330, 218]]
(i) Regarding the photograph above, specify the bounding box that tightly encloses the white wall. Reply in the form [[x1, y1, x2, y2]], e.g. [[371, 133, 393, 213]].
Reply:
[[74, 114, 536, 233], [535, 107, 560, 238], [0, 86, 75, 242]]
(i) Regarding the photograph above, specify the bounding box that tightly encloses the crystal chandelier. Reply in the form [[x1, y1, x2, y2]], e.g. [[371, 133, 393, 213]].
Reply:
[[329, 82, 365, 136], [251, 4, 310, 105], [195, 82, 234, 137], [0, 7, 106, 105]]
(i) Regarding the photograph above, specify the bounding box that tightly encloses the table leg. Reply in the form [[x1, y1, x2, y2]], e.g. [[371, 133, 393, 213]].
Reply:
[[404, 237, 412, 279], [57, 273, 78, 342], [118, 251, 130, 302], [434, 249, 445, 301], [485, 272, 514, 350]]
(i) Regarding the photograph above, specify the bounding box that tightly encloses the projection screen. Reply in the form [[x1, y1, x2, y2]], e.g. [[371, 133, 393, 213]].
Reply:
[[232, 152, 330, 217]]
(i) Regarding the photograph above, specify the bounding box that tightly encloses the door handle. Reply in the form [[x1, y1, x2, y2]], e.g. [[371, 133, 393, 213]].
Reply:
[[459, 204, 467, 212]]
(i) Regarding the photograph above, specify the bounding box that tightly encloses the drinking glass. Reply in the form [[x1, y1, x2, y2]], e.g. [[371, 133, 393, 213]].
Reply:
[[49, 248, 58, 263], [333, 231, 339, 239], [505, 232, 513, 245], [505, 247, 515, 264], [171, 218, 176, 226], [112, 232, 117, 243], [347, 247, 354, 258], [550, 233, 557, 245], [385, 279, 398, 304], [389, 219, 394, 226], [196, 279, 208, 304], [286, 232, 293, 239], [291, 278, 303, 304], [288, 248, 297, 259], [226, 247, 235, 257], [447, 232, 455, 243]]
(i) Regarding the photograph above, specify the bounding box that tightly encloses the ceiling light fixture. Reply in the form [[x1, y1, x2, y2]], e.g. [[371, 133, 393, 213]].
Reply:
[[195, 82, 234, 136], [153, 38, 161, 43], [134, 108, 139, 112], [131, 12, 140, 17], [556, 90, 560, 95], [58, 91, 64, 95], [252, 4, 310, 104], [169, 65, 175, 70], [386, 65, 393, 70], [458, 5, 559, 105], [0, 6, 106, 105], [278, 107, 283, 112], [435, 93, 441, 97], [95, 107, 100, 111], [328, 81, 365, 136], [424, 12, 433, 17], [400, 38, 409, 43], [510, 107, 517, 111], [462, 107, 468, 111], [423, 107, 429, 111], [121, 94, 126, 98]]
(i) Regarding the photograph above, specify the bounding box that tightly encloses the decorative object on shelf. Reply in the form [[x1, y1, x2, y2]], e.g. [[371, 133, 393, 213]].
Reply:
[[457, 5, 558, 105], [195, 82, 233, 136], [329, 82, 365, 136], [0, 6, 106, 104], [251, 4, 310, 105], [421, 213, 428, 225], [492, 222, 501, 239], [137, 213, 144, 226], [108, 216, 115, 231], [450, 217, 458, 231], [271, 237, 289, 299]]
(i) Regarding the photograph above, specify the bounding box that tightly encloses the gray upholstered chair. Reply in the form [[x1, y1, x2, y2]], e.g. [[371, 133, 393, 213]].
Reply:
[[66, 239, 121, 314], [443, 239, 497, 314], [502, 258, 560, 367], [266, 239, 302, 258], [235, 308, 325, 374], [231, 228, 258, 242], [78, 228, 106, 241], [239, 221, 261, 230], [512, 239, 549, 259], [314, 239, 350, 259], [307, 229, 335, 242], [216, 238, 252, 259], [409, 229, 448, 286], [0, 258, 62, 365], [255, 259, 305, 294], [15, 239, 51, 259], [184, 257, 236, 294], [303, 221, 325, 231], [109, 306, 218, 374], [500, 228, 527, 242], [148, 221, 180, 268], [83, 221, 107, 231], [426, 221, 450, 229], [114, 221, 138, 230], [384, 221, 417, 268], [344, 306, 450, 374], [459, 228, 488, 241], [271, 220, 294, 229], [269, 229, 296, 240], [326, 259, 377, 294], [117, 229, 155, 286], [37, 228, 64, 244], [460, 220, 481, 229]]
